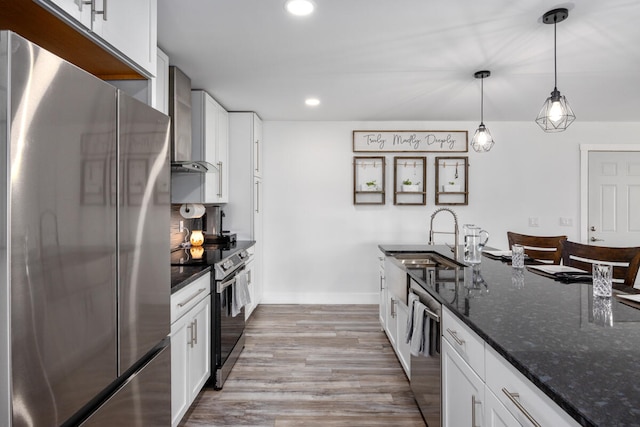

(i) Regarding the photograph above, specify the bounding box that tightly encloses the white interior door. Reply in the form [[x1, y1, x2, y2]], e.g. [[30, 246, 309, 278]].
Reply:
[[588, 151, 640, 247]]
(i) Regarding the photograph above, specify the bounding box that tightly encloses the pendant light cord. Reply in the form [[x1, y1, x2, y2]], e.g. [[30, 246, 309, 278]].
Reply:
[[554, 18, 558, 89], [480, 76, 484, 124]]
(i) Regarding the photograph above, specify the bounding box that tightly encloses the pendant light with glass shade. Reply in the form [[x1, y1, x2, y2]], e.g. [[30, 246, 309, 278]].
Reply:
[[535, 8, 575, 132], [471, 70, 495, 153]]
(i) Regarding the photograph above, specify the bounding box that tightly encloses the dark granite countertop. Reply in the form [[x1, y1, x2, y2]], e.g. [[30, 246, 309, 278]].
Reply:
[[379, 244, 640, 427], [170, 265, 211, 294], [170, 240, 255, 293]]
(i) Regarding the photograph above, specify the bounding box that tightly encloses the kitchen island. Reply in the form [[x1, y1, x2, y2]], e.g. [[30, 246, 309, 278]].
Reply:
[[379, 244, 640, 427]]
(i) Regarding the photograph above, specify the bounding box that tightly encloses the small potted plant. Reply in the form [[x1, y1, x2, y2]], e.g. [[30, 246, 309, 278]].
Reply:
[[402, 178, 420, 192], [443, 180, 461, 192], [361, 179, 378, 191]]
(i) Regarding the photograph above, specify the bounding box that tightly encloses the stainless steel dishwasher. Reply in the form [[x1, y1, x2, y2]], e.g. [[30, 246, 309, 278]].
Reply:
[[409, 278, 442, 427]]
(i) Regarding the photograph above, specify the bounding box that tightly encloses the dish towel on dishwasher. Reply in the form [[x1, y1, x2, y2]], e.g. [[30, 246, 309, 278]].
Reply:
[[408, 300, 431, 357], [231, 270, 251, 317], [405, 293, 419, 344]]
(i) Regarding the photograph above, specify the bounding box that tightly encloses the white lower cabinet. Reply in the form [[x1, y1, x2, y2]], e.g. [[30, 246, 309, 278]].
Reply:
[[244, 255, 257, 320], [485, 386, 521, 427], [442, 339, 485, 427], [485, 345, 580, 427], [378, 253, 386, 329], [379, 254, 411, 377], [442, 306, 580, 427], [171, 274, 211, 427], [395, 300, 411, 376]]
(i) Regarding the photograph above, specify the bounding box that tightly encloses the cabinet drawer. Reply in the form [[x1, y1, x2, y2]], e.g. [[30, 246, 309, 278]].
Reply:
[[485, 345, 580, 427], [171, 272, 211, 324], [442, 307, 485, 379]]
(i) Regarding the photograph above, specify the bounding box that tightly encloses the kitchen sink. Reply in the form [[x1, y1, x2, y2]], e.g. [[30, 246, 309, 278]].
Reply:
[[393, 252, 464, 269]]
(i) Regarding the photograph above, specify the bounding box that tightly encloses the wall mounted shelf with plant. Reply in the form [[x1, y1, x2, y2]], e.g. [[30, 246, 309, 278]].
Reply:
[[393, 156, 426, 205], [353, 156, 385, 205], [435, 156, 469, 205]]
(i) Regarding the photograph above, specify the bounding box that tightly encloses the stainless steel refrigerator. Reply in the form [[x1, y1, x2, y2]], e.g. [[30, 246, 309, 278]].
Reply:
[[0, 31, 171, 426]]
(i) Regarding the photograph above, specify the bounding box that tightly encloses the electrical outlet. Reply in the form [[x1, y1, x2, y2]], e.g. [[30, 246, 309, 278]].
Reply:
[[179, 220, 184, 232], [560, 217, 573, 227], [528, 217, 539, 227]]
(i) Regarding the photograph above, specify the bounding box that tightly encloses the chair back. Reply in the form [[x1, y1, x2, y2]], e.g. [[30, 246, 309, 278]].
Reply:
[[560, 241, 640, 288], [507, 232, 567, 264]]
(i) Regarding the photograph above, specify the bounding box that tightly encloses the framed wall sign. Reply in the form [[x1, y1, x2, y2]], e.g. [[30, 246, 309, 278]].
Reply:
[[353, 130, 468, 153]]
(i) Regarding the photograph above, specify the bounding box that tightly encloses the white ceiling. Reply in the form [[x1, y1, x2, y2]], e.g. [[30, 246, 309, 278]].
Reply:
[[157, 0, 640, 122]]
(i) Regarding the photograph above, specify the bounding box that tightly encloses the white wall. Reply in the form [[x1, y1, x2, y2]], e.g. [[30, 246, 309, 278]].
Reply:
[[261, 120, 640, 304]]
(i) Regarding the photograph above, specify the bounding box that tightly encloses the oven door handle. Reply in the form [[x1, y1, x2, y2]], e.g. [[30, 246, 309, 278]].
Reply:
[[217, 276, 236, 294]]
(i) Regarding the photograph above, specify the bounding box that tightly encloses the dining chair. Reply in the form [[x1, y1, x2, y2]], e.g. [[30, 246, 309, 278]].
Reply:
[[507, 232, 567, 264], [560, 241, 640, 290]]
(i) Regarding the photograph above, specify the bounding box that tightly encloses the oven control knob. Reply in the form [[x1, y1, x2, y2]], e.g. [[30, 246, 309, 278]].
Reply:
[[222, 260, 234, 270], [239, 250, 248, 259]]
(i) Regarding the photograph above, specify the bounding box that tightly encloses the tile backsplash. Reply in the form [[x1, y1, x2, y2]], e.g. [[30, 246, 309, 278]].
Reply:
[[170, 204, 221, 249]]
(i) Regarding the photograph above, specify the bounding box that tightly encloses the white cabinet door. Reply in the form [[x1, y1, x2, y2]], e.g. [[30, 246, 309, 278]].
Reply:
[[36, 0, 157, 76], [385, 290, 398, 349], [91, 0, 157, 76], [485, 387, 522, 427], [244, 259, 257, 320], [171, 284, 211, 427], [177, 90, 228, 203], [395, 300, 411, 378], [170, 312, 190, 427], [187, 297, 211, 403], [152, 47, 169, 114], [216, 104, 229, 203], [253, 115, 263, 178], [442, 339, 484, 427]]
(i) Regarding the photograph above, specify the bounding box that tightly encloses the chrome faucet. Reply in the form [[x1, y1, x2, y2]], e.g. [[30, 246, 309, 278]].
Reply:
[[428, 208, 460, 260]]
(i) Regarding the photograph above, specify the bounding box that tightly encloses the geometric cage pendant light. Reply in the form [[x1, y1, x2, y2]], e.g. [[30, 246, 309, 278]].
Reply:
[[535, 8, 576, 132], [471, 70, 495, 152]]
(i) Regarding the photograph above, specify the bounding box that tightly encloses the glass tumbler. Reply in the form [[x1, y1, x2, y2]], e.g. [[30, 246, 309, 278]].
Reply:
[[511, 244, 525, 269], [592, 264, 613, 297]]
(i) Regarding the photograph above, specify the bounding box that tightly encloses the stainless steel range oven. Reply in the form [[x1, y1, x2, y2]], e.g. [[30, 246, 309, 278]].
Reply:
[[171, 242, 254, 389]]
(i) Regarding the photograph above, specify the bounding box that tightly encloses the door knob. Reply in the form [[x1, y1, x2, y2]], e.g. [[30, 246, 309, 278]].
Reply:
[[590, 226, 596, 231], [590, 237, 604, 242]]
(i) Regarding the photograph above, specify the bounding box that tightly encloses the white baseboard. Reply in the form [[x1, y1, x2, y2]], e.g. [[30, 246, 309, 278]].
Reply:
[[260, 292, 379, 305]]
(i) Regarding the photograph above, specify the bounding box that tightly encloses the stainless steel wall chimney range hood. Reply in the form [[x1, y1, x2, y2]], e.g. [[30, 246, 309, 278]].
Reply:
[[169, 66, 217, 173]]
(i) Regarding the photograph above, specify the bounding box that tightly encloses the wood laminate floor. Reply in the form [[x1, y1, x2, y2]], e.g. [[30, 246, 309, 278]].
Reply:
[[179, 304, 426, 426]]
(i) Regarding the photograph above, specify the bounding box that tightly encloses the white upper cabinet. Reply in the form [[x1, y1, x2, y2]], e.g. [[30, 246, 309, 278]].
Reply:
[[35, 0, 157, 77], [253, 116, 263, 178], [152, 48, 169, 114], [172, 90, 229, 204]]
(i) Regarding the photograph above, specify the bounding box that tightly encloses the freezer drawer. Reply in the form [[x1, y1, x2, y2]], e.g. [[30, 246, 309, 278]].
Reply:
[[80, 343, 171, 426]]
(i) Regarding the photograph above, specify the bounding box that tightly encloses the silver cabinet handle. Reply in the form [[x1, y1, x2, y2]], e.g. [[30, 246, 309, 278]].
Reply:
[[255, 139, 260, 173], [93, 0, 107, 21], [502, 388, 541, 427], [217, 161, 223, 197], [193, 318, 198, 345], [471, 395, 482, 427], [379, 273, 384, 291], [446, 328, 465, 346], [187, 322, 194, 348], [177, 288, 207, 307], [390, 298, 396, 318], [255, 181, 260, 213], [590, 237, 604, 242]]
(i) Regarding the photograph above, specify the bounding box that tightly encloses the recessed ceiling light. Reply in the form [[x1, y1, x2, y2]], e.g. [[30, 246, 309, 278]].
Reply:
[[305, 98, 320, 106], [285, 0, 315, 16]]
